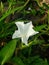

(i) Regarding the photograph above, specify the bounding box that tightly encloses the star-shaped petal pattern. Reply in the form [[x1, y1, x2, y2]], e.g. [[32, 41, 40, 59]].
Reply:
[[12, 21, 39, 45]]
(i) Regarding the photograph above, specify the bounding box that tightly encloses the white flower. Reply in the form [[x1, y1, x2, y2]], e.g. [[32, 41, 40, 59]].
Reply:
[[28, 7, 31, 10], [12, 21, 39, 45]]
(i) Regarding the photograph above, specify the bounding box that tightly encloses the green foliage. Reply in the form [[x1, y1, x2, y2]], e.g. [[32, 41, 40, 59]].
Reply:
[[0, 39, 17, 65], [13, 56, 47, 65], [34, 24, 47, 31], [0, 6, 23, 22], [0, 2, 4, 13], [0, 0, 49, 65], [12, 56, 48, 65], [12, 57, 24, 65], [28, 56, 48, 65]]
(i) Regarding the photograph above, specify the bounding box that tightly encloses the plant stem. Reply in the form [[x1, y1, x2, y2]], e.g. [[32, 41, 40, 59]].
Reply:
[[48, 10, 49, 24]]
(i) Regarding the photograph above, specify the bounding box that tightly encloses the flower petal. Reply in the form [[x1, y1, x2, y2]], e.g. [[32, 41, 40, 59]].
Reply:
[[25, 21, 34, 29], [12, 30, 21, 39], [24, 21, 34, 35], [27, 28, 39, 38], [21, 37, 28, 45], [15, 22, 24, 33]]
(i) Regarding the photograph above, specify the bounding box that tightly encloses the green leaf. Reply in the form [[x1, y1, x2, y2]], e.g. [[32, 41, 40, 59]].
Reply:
[[12, 57, 24, 65], [33, 58, 48, 65], [25, 56, 48, 65], [0, 39, 17, 65], [34, 24, 47, 31], [0, 6, 22, 22]]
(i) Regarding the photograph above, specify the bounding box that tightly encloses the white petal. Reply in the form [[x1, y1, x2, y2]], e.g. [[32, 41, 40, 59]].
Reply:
[[21, 37, 28, 45], [27, 28, 39, 38], [24, 21, 34, 35], [15, 22, 24, 26], [25, 21, 34, 28], [12, 30, 21, 39], [15, 22, 24, 34]]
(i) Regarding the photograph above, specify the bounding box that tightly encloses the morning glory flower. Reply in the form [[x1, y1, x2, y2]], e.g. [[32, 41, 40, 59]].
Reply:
[[12, 21, 39, 45]]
